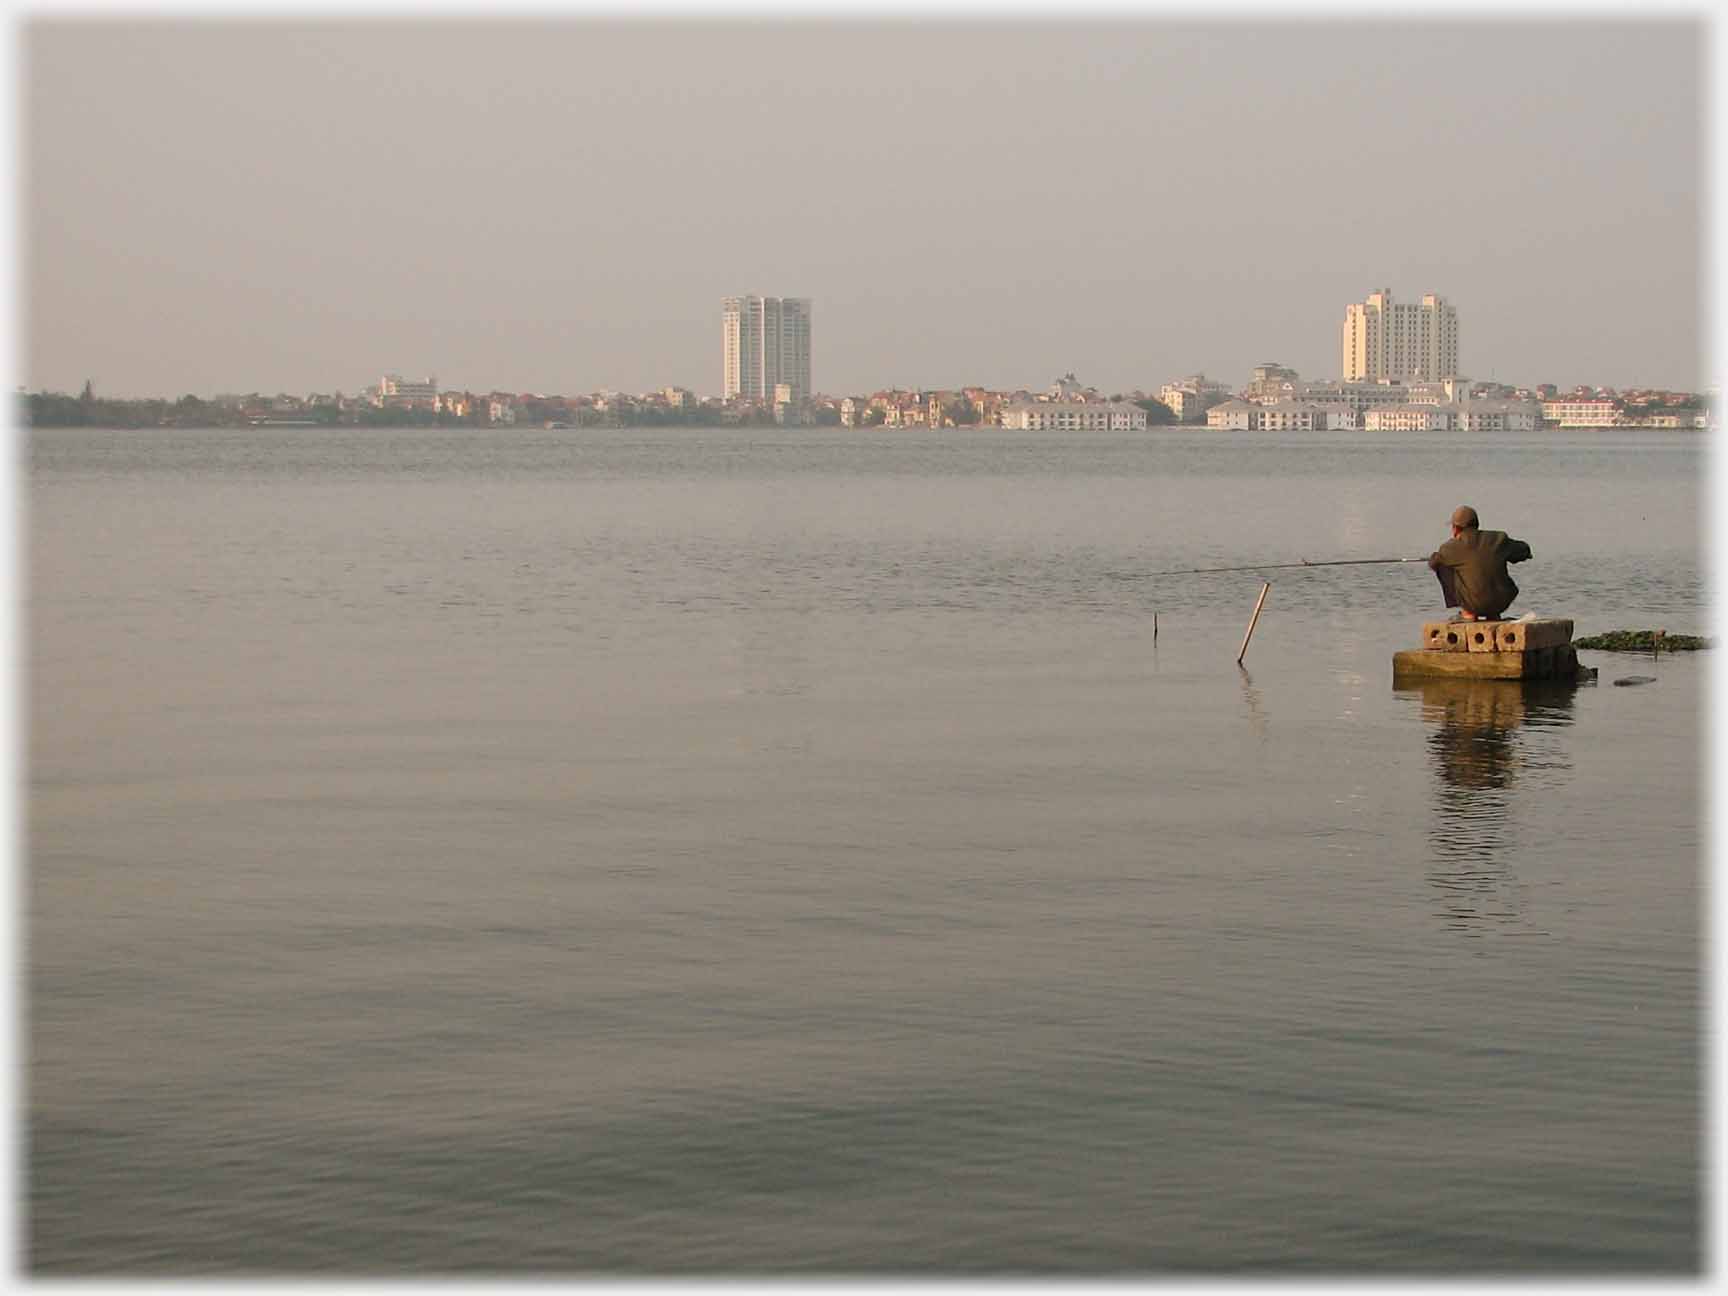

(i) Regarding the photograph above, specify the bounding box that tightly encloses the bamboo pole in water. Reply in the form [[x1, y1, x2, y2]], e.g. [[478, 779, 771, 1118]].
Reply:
[[1237, 582, 1272, 665]]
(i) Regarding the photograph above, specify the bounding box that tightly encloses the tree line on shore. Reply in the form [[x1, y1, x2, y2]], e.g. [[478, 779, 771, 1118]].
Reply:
[[22, 387, 1182, 430], [23, 391, 808, 429]]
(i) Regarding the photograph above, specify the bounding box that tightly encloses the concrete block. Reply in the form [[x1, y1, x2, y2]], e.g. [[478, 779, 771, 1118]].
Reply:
[[1421, 621, 1471, 652], [1492, 618, 1574, 653], [1463, 621, 1500, 653], [1392, 641, 1584, 683], [1393, 649, 1526, 680], [1397, 615, 1587, 684]]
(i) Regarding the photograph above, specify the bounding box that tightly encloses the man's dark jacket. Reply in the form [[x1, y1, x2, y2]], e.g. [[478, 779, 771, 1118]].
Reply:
[[1428, 527, 1532, 619]]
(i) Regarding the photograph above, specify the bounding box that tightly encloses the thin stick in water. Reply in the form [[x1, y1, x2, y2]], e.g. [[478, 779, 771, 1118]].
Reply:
[[1237, 581, 1271, 664]]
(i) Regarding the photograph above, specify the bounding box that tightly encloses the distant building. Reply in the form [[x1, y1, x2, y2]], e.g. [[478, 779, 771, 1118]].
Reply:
[[926, 391, 967, 427], [1342, 289, 1459, 382], [1206, 399, 1258, 430], [999, 400, 1147, 431], [379, 373, 438, 407], [1363, 405, 1458, 432], [1453, 400, 1540, 433], [1404, 377, 1487, 406], [1541, 397, 1625, 427], [960, 386, 998, 426], [1255, 400, 1330, 433], [1044, 373, 1098, 402], [1159, 374, 1232, 423], [773, 382, 806, 424], [1312, 402, 1358, 431], [1206, 398, 1348, 431], [882, 403, 919, 428], [1242, 363, 1301, 404], [722, 296, 812, 403], [1287, 379, 1412, 418]]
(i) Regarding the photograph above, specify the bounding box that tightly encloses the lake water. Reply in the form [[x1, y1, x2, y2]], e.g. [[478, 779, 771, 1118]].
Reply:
[[26, 425, 1706, 1274]]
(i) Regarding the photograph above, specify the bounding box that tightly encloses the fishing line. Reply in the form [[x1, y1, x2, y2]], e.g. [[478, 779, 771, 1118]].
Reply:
[[1137, 556, 1429, 577]]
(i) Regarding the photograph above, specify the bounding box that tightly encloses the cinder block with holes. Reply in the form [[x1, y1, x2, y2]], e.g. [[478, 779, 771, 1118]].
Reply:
[[1422, 621, 1471, 651], [1463, 621, 1501, 653], [1492, 618, 1574, 653]]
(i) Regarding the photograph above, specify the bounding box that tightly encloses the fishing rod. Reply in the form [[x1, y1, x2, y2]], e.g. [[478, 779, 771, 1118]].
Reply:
[[1139, 556, 1430, 577]]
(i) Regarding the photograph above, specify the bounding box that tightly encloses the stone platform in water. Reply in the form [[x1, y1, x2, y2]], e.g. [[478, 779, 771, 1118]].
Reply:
[[1394, 617, 1579, 681]]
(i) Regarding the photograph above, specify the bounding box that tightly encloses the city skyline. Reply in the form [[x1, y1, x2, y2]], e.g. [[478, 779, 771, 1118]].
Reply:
[[26, 285, 1703, 408], [24, 20, 1705, 398], [31, 332, 1715, 410]]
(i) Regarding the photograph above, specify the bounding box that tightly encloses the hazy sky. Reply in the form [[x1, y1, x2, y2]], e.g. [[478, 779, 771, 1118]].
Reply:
[[24, 17, 1706, 399]]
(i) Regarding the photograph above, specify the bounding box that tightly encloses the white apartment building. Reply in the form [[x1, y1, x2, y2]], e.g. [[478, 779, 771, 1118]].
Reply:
[[722, 296, 812, 403], [1205, 399, 1353, 431], [1206, 399, 1258, 430], [1000, 401, 1148, 431], [1541, 397, 1625, 427], [1294, 380, 1412, 418], [1314, 402, 1358, 430], [379, 374, 438, 406], [1342, 289, 1459, 382], [1256, 401, 1328, 433], [1239, 371, 1408, 415], [1363, 405, 1458, 432], [1635, 411, 1709, 428], [1453, 400, 1541, 432]]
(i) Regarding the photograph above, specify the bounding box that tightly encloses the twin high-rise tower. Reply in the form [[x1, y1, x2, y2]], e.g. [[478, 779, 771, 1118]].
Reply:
[[720, 290, 1446, 400], [722, 296, 812, 403]]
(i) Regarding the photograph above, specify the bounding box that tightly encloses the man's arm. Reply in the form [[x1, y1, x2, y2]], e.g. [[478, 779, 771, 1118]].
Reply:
[[1505, 537, 1532, 564]]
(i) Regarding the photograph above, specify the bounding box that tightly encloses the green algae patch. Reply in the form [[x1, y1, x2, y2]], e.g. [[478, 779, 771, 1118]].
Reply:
[[1573, 630, 1712, 652]]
